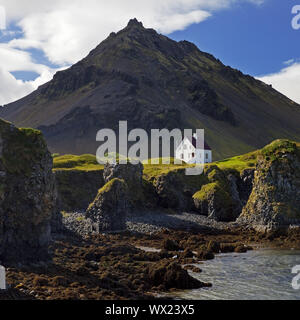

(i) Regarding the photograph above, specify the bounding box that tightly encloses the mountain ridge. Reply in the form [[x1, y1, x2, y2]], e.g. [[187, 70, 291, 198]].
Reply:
[[1, 18, 300, 160]]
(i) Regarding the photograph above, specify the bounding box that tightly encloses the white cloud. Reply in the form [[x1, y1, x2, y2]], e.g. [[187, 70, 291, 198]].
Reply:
[[258, 62, 300, 104], [0, 0, 264, 105], [283, 59, 295, 66], [2, 0, 265, 65], [0, 43, 59, 105], [0, 68, 33, 105]]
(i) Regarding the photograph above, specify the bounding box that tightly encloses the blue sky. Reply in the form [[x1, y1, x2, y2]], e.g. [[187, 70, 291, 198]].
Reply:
[[170, 0, 298, 76], [0, 0, 299, 105]]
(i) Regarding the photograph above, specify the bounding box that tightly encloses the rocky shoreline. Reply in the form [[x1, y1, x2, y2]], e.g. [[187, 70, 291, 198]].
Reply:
[[1, 210, 300, 300], [62, 210, 238, 237]]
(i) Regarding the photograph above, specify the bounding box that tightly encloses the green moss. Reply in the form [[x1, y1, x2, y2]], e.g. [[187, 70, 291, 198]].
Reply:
[[98, 178, 125, 195], [0, 125, 48, 176], [52, 153, 60, 158], [88, 178, 127, 211], [213, 150, 258, 173], [142, 157, 193, 181], [193, 182, 218, 201], [193, 181, 232, 207], [261, 139, 298, 162], [61, 211, 70, 218]]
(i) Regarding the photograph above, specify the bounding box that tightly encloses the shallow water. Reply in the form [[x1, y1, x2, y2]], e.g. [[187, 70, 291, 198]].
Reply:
[[171, 248, 300, 300]]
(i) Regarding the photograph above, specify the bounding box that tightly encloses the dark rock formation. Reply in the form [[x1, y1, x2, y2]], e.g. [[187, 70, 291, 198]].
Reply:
[[85, 178, 128, 232], [0, 120, 57, 265], [162, 239, 180, 251], [192, 164, 256, 222], [148, 259, 210, 290], [197, 250, 215, 260], [154, 170, 201, 211], [206, 241, 221, 253], [192, 166, 235, 221], [54, 169, 104, 211], [227, 174, 243, 215], [103, 162, 144, 207], [225, 169, 255, 216], [237, 169, 255, 206], [104, 162, 143, 185], [238, 140, 300, 232], [193, 182, 233, 221]]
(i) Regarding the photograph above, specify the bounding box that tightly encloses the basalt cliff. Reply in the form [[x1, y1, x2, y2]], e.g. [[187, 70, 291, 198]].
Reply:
[[0, 119, 57, 265]]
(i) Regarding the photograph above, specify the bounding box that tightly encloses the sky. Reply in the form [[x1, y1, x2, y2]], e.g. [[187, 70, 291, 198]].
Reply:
[[0, 0, 299, 106]]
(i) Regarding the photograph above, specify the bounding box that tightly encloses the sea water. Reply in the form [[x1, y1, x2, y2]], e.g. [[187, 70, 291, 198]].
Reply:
[[170, 249, 300, 300]]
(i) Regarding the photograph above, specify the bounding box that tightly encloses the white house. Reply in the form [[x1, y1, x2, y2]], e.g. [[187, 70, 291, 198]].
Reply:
[[175, 134, 212, 164]]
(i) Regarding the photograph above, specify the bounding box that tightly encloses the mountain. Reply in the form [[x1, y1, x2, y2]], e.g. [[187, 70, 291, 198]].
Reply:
[[1, 18, 300, 160]]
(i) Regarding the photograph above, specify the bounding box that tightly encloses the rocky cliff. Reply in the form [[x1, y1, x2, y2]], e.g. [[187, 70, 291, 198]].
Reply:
[[0, 120, 57, 265], [238, 140, 300, 232], [86, 178, 128, 232], [54, 139, 300, 232]]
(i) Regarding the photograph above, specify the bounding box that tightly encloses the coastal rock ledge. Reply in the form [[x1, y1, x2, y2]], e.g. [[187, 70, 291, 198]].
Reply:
[[0, 120, 57, 265], [238, 140, 300, 232]]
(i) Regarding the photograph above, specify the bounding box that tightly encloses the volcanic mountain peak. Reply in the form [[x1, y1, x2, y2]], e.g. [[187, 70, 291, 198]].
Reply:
[[1, 19, 300, 159], [127, 18, 144, 28]]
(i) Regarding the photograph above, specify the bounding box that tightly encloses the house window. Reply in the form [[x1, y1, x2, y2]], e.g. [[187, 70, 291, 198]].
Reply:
[[181, 154, 184, 160], [183, 144, 187, 150], [206, 153, 209, 160], [192, 153, 195, 157]]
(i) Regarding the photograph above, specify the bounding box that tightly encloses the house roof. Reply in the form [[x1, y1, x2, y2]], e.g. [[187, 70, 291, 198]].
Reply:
[[186, 136, 212, 150]]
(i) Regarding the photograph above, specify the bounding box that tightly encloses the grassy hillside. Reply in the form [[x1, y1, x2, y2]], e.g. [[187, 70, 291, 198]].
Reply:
[[53, 139, 300, 176], [53, 154, 103, 171]]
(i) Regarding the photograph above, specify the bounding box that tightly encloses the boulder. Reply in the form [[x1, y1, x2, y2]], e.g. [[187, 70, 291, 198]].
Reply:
[[86, 178, 128, 232], [103, 162, 144, 207], [193, 182, 234, 222], [238, 140, 300, 232], [162, 239, 180, 251], [148, 260, 209, 290], [154, 170, 199, 210], [0, 120, 57, 265], [197, 249, 214, 260], [206, 240, 221, 253]]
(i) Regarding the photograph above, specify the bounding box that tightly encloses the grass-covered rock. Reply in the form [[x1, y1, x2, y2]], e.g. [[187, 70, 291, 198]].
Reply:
[[86, 178, 128, 232], [238, 140, 300, 232], [193, 182, 234, 221], [103, 162, 144, 208], [0, 120, 57, 264]]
